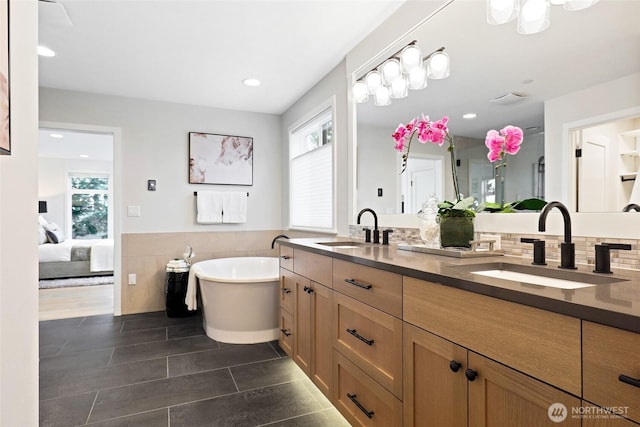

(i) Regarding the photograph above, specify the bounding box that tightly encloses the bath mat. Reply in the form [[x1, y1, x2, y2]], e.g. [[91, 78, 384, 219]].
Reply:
[[39, 275, 114, 289]]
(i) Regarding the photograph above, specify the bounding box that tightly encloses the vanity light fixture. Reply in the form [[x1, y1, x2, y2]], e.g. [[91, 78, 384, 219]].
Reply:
[[353, 41, 451, 106], [487, 0, 599, 34]]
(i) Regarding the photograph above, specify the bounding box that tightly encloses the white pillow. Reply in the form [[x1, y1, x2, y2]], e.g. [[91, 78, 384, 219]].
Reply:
[[38, 215, 48, 226], [43, 222, 65, 244], [38, 224, 48, 245]]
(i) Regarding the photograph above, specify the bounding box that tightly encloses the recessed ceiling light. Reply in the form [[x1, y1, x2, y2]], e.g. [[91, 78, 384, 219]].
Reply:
[[79, 154, 89, 158], [242, 78, 261, 87], [37, 45, 56, 57], [49, 133, 64, 139], [462, 113, 477, 119]]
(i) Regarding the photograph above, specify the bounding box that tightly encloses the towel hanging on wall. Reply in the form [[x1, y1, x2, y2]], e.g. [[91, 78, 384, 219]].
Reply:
[[222, 191, 247, 223], [196, 191, 223, 223]]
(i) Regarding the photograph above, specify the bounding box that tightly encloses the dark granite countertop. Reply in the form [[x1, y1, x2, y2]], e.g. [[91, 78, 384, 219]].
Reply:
[[279, 237, 640, 334]]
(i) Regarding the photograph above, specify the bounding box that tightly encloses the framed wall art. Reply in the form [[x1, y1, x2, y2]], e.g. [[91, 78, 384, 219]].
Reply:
[[0, 0, 9, 155], [189, 132, 253, 185]]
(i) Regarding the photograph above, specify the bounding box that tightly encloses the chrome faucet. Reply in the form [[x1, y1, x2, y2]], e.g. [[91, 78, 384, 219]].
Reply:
[[357, 208, 379, 243], [271, 234, 289, 249], [538, 201, 576, 269], [622, 203, 640, 212]]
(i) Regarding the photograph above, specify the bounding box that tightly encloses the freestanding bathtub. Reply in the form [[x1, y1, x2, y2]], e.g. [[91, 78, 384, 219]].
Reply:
[[192, 257, 280, 344]]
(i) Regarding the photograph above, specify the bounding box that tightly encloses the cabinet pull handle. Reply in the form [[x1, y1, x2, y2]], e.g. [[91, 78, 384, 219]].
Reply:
[[344, 278, 373, 290], [619, 374, 640, 388], [281, 288, 291, 294], [346, 393, 374, 419], [346, 328, 374, 346], [449, 360, 462, 373], [465, 368, 478, 382], [281, 255, 291, 260], [280, 329, 291, 337], [303, 285, 314, 294]]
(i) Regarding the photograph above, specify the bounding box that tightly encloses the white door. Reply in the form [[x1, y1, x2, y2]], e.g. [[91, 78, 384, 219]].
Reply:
[[578, 138, 607, 212], [403, 157, 442, 214]]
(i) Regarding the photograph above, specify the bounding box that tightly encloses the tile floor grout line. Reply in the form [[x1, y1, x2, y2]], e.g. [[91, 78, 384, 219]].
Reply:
[[255, 408, 333, 426], [228, 367, 240, 393], [106, 347, 116, 367], [84, 390, 100, 425], [166, 355, 284, 379]]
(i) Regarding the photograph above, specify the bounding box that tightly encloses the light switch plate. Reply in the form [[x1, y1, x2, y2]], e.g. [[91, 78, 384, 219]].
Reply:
[[127, 206, 141, 217]]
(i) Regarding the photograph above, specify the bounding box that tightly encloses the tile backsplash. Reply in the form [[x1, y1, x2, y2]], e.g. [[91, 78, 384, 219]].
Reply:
[[349, 226, 640, 271]]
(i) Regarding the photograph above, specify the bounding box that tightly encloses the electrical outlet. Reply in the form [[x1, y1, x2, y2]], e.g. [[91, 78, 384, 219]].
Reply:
[[128, 273, 137, 285], [127, 206, 141, 217]]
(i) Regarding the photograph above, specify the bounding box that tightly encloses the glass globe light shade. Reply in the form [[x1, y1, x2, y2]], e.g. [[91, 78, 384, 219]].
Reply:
[[486, 0, 519, 25], [518, 0, 550, 34], [374, 86, 391, 106], [352, 81, 369, 103], [563, 0, 599, 10], [381, 59, 402, 86], [427, 51, 450, 79], [365, 70, 382, 95], [408, 66, 427, 90], [390, 76, 408, 99], [400, 45, 422, 73]]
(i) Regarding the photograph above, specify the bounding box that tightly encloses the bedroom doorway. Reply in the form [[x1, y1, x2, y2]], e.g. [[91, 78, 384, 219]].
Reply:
[[38, 128, 115, 320]]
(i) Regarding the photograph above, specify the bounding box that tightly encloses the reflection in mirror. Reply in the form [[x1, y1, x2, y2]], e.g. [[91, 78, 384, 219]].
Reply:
[[355, 0, 639, 215]]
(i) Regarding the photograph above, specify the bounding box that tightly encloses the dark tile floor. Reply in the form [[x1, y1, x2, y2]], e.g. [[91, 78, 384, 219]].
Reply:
[[39, 311, 350, 427]]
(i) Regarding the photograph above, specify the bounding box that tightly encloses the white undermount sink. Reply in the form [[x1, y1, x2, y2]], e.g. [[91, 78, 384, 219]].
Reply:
[[458, 262, 627, 290], [471, 269, 595, 289]]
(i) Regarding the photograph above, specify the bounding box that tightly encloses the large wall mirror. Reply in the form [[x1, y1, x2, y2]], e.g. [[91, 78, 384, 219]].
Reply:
[[355, 0, 640, 217]]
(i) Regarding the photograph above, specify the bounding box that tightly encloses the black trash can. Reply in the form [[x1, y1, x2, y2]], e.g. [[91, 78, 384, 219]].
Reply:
[[165, 263, 196, 318]]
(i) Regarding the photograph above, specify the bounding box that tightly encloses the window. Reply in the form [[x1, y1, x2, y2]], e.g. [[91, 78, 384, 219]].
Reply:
[[289, 100, 335, 232], [68, 174, 111, 239]]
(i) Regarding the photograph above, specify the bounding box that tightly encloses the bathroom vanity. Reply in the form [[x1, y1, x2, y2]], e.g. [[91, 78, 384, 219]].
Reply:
[[278, 238, 640, 426]]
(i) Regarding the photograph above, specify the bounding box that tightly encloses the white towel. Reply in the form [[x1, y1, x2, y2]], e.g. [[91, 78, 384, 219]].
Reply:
[[222, 191, 247, 223], [185, 265, 200, 311], [197, 191, 223, 224], [90, 239, 114, 272]]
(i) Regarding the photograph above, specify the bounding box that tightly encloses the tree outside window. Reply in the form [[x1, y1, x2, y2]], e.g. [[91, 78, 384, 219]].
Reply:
[[70, 175, 109, 239]]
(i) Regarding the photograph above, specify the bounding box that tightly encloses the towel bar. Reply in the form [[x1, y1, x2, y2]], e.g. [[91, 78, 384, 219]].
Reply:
[[194, 191, 249, 196]]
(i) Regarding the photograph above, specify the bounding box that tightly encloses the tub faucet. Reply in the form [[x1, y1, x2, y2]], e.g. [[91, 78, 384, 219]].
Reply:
[[538, 201, 576, 269], [271, 234, 289, 249], [622, 203, 640, 212], [357, 208, 379, 243]]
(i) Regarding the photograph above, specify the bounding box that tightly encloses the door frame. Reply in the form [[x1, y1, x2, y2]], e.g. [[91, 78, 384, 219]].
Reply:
[[39, 121, 123, 315], [399, 153, 444, 214]]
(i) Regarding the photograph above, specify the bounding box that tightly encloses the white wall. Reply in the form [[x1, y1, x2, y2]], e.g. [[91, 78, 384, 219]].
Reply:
[[39, 88, 282, 233], [281, 60, 350, 236], [39, 157, 113, 234], [0, 0, 39, 424], [545, 72, 640, 210]]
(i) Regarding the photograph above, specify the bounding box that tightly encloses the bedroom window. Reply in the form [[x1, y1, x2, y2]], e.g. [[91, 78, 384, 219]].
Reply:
[[288, 97, 336, 232], [69, 175, 110, 239]]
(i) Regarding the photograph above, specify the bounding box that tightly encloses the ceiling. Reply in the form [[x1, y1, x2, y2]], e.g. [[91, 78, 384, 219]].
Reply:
[[39, 128, 114, 161], [38, 0, 406, 115], [356, 0, 640, 139]]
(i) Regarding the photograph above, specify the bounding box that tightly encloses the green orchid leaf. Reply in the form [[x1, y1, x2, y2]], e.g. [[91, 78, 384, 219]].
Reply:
[[510, 198, 547, 211], [452, 196, 474, 211]]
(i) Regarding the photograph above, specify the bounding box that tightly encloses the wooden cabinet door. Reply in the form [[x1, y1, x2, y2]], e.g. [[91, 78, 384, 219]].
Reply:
[[468, 352, 581, 427], [403, 323, 467, 427], [278, 308, 294, 357], [581, 401, 637, 427], [311, 282, 333, 399], [293, 273, 311, 375], [279, 268, 296, 314]]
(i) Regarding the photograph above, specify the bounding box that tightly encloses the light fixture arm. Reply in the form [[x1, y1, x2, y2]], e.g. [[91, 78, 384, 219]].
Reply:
[[354, 43, 447, 83]]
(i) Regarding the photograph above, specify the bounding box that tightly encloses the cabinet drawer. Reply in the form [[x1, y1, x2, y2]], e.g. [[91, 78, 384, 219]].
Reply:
[[279, 268, 297, 314], [293, 249, 332, 287], [333, 259, 402, 317], [334, 292, 403, 398], [279, 309, 294, 357], [334, 351, 402, 427], [403, 277, 581, 396], [583, 321, 640, 424], [279, 245, 294, 271]]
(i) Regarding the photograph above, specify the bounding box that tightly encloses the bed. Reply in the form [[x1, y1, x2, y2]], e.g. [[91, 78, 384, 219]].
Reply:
[[38, 238, 114, 280]]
